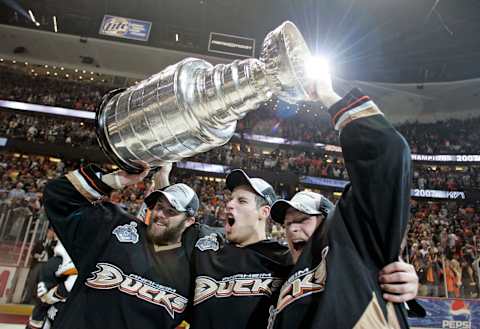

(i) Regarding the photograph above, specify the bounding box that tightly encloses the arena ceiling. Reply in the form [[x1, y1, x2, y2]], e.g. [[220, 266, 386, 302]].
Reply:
[[1, 0, 480, 84]]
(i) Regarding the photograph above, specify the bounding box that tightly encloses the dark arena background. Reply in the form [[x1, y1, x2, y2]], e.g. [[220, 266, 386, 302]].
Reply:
[[0, 0, 480, 328]]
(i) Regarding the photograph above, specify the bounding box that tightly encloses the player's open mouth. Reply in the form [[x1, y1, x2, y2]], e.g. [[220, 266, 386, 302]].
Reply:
[[292, 240, 306, 251], [226, 214, 235, 226]]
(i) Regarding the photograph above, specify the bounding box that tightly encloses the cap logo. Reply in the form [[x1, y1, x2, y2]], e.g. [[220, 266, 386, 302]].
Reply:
[[169, 198, 181, 209], [265, 194, 274, 205], [293, 202, 312, 214]]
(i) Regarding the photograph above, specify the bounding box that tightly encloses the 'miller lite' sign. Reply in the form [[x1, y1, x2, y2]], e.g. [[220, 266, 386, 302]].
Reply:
[[208, 32, 255, 58], [99, 15, 152, 42]]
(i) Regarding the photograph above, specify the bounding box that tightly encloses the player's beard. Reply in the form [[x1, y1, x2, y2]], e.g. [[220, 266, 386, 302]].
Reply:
[[146, 218, 186, 246]]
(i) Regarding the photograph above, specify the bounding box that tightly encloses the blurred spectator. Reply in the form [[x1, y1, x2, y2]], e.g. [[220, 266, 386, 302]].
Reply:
[[408, 200, 480, 298], [3, 65, 480, 155], [0, 66, 109, 112], [398, 118, 480, 155], [7, 198, 32, 240], [0, 112, 98, 147], [22, 228, 57, 304], [8, 182, 26, 199], [2, 110, 480, 191]]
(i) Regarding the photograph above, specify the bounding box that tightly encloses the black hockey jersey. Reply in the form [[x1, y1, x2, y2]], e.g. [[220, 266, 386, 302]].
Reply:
[[30, 255, 76, 329], [29, 256, 63, 327], [190, 232, 293, 329], [43, 170, 196, 329], [269, 90, 412, 329]]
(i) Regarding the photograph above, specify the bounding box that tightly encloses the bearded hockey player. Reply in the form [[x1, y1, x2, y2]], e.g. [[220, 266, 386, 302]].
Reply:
[[43, 164, 200, 329]]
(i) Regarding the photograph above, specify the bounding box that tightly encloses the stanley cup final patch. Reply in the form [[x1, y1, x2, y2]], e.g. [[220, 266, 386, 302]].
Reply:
[[112, 221, 139, 244], [195, 234, 220, 252]]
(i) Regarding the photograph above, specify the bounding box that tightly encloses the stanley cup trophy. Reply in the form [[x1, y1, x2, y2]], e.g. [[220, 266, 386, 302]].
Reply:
[[96, 21, 316, 172]]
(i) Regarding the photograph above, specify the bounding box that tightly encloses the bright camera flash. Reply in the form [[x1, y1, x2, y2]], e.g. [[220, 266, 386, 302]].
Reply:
[[305, 56, 331, 80]]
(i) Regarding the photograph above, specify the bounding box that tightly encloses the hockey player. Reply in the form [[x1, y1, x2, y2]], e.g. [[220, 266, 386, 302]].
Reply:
[[268, 72, 414, 328], [26, 240, 77, 329], [189, 170, 292, 328], [43, 163, 200, 329], [189, 169, 419, 329]]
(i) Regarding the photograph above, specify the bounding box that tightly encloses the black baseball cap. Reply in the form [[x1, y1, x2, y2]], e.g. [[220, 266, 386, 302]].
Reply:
[[226, 169, 277, 206]]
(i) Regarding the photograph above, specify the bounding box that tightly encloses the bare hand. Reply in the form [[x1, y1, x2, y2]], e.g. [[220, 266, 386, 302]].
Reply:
[[116, 164, 150, 187], [152, 163, 172, 190], [378, 261, 418, 303], [310, 60, 341, 108], [158, 162, 173, 175]]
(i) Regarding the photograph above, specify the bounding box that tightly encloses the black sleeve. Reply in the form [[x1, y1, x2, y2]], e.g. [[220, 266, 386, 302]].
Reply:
[[406, 299, 426, 318], [43, 164, 115, 266], [38, 256, 63, 289], [55, 280, 71, 300], [329, 88, 412, 265], [30, 303, 50, 322]]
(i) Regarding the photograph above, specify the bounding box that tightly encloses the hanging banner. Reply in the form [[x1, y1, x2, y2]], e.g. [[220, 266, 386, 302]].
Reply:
[[99, 15, 152, 42], [412, 154, 480, 163], [208, 32, 255, 57], [411, 189, 466, 200]]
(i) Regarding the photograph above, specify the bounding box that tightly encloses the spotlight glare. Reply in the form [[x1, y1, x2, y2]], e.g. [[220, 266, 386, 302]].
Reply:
[[305, 56, 331, 81], [53, 16, 58, 33], [28, 10, 36, 23]]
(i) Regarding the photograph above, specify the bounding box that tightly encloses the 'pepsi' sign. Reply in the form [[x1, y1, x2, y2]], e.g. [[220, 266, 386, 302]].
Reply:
[[99, 15, 152, 42], [408, 298, 479, 329]]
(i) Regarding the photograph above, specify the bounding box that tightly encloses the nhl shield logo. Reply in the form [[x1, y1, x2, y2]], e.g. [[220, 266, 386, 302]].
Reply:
[[195, 234, 219, 252], [112, 221, 139, 244]]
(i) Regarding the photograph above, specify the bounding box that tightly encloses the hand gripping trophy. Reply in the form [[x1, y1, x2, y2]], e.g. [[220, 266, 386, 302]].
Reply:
[[96, 21, 317, 172]]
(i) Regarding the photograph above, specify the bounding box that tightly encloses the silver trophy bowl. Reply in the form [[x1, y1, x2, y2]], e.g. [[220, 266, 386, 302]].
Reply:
[[96, 21, 315, 172]]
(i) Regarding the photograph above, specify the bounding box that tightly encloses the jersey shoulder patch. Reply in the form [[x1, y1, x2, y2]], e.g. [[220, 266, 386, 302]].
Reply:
[[112, 221, 139, 244], [195, 233, 220, 252]]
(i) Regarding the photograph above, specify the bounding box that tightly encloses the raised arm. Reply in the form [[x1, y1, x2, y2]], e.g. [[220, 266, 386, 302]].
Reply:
[[43, 164, 149, 264], [316, 77, 411, 266]]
